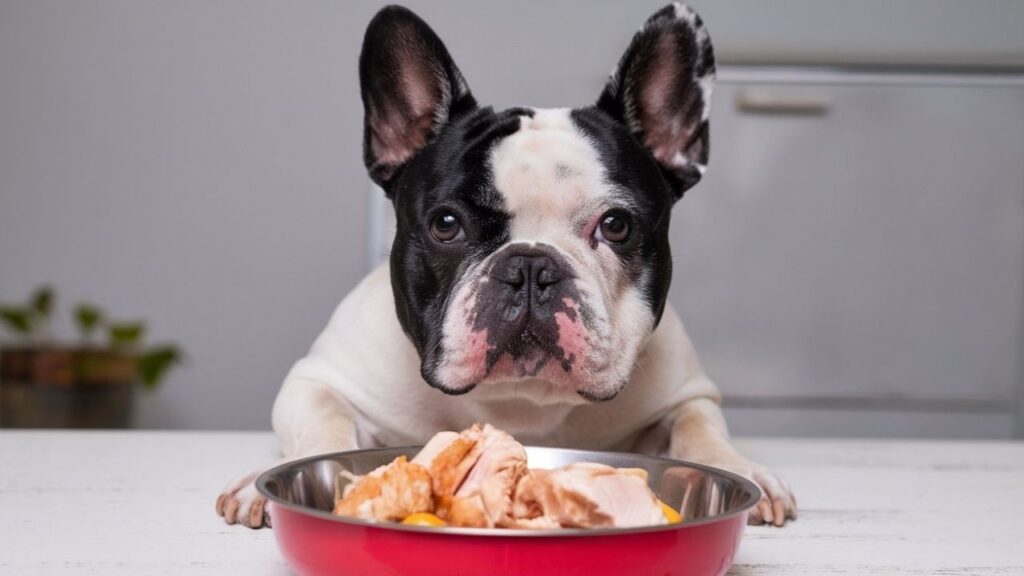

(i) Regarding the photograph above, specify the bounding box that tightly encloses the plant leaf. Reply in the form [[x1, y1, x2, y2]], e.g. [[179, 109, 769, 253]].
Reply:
[[137, 345, 182, 390], [0, 306, 34, 335], [31, 286, 54, 318], [109, 321, 146, 350], [74, 304, 104, 339]]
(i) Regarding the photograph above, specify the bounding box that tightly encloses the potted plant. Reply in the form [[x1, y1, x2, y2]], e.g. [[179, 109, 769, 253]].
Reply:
[[0, 286, 182, 428]]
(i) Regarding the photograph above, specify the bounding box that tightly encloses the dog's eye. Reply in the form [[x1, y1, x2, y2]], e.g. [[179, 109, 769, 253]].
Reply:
[[595, 211, 631, 244], [430, 212, 464, 242]]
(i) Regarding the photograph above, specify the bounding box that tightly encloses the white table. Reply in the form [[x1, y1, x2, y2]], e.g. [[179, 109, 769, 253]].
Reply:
[[2, 431, 1022, 575]]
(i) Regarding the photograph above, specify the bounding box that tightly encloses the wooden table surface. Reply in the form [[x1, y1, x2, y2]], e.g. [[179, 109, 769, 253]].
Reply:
[[2, 431, 1022, 575]]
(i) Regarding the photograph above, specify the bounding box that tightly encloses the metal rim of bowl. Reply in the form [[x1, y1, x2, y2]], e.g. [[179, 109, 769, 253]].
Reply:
[[256, 446, 762, 538]]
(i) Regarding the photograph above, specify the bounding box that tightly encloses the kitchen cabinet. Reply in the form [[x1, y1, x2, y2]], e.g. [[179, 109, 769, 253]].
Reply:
[[673, 68, 1024, 437]]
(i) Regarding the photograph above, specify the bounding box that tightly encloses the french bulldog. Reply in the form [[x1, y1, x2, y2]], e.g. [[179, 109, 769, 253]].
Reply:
[[216, 2, 797, 529]]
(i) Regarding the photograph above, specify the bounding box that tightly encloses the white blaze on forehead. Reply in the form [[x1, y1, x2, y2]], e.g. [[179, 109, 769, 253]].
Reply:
[[490, 108, 613, 243]]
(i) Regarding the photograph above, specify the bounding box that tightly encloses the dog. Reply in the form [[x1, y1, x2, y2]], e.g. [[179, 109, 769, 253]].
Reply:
[[216, 2, 797, 529]]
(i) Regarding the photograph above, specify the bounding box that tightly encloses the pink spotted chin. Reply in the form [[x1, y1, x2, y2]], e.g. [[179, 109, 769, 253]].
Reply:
[[434, 295, 596, 394], [554, 297, 588, 364]]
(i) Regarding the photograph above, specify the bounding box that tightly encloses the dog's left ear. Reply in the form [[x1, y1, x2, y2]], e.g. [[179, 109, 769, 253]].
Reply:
[[597, 3, 715, 200], [359, 5, 476, 189]]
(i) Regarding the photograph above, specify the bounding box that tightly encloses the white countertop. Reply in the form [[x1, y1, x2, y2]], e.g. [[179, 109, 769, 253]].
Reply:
[[2, 431, 1023, 575]]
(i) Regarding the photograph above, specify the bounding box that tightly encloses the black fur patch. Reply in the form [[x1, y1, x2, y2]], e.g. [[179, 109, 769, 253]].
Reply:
[[388, 106, 536, 391], [571, 107, 675, 326]]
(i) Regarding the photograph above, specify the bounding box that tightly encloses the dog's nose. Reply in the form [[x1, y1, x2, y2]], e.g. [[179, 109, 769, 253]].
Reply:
[[492, 245, 567, 306]]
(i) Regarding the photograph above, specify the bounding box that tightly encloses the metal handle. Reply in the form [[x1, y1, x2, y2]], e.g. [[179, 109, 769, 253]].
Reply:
[[735, 89, 831, 116]]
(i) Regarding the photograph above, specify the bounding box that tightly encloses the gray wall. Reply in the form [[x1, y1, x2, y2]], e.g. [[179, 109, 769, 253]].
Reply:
[[2, 1, 1023, 430]]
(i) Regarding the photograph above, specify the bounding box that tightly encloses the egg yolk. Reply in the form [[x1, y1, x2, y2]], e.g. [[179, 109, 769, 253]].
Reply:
[[401, 513, 447, 527], [660, 500, 682, 524]]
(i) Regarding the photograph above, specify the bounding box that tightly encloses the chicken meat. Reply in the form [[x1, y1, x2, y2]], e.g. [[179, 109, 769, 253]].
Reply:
[[332, 456, 433, 521], [511, 462, 667, 529], [413, 423, 529, 527], [332, 423, 670, 530]]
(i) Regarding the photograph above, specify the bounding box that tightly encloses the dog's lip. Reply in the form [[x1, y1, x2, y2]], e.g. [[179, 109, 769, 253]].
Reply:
[[430, 382, 478, 396], [491, 327, 562, 357], [429, 326, 611, 394], [421, 367, 479, 395], [576, 386, 623, 402]]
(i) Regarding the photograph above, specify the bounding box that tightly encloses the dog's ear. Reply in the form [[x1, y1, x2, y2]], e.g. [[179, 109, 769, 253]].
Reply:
[[360, 5, 476, 189], [597, 3, 715, 200]]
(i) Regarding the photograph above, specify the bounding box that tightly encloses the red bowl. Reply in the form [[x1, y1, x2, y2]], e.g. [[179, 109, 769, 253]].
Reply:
[[257, 447, 759, 576]]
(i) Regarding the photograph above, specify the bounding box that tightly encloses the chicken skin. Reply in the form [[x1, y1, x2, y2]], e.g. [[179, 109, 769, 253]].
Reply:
[[332, 456, 433, 521]]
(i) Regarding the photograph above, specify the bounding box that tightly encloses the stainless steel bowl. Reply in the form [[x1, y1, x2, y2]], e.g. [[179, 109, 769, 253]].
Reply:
[[258, 446, 760, 537]]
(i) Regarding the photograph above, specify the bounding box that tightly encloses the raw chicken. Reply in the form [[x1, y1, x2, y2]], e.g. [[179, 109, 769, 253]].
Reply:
[[511, 462, 667, 528]]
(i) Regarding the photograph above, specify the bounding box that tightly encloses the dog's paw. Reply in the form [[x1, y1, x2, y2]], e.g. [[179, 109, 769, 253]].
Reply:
[[744, 462, 797, 527], [695, 455, 797, 527], [215, 468, 270, 529]]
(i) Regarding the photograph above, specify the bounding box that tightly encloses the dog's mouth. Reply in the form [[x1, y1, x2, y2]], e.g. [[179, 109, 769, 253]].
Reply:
[[424, 321, 591, 397], [484, 326, 573, 379], [424, 328, 626, 404], [427, 258, 628, 400]]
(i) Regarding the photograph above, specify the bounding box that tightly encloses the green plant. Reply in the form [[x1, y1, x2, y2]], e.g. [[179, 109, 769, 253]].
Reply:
[[0, 307, 33, 336], [1, 286, 182, 389], [109, 321, 146, 351], [0, 286, 55, 343], [137, 345, 183, 390], [74, 304, 103, 343]]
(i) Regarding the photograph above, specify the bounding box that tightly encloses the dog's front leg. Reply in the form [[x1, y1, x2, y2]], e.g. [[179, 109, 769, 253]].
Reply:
[[215, 376, 359, 528], [668, 397, 797, 526]]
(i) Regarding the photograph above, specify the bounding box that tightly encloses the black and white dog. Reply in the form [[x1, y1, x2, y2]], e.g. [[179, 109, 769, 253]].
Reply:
[[217, 2, 796, 528]]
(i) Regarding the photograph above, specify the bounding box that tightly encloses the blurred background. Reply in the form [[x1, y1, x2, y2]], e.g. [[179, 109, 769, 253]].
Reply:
[[1, 0, 1023, 438]]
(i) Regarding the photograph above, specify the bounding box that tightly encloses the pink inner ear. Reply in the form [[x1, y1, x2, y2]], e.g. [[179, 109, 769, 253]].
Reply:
[[370, 114, 427, 168], [402, 55, 443, 126], [369, 48, 443, 169], [637, 34, 699, 172]]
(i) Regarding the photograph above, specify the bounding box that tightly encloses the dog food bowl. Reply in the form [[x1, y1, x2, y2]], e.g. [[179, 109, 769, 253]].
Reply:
[[257, 447, 759, 576]]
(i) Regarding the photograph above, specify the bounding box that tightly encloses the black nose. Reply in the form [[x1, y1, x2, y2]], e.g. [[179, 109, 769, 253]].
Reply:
[[492, 245, 568, 307]]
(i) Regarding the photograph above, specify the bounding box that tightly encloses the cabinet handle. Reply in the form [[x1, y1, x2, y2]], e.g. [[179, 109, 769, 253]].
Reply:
[[735, 90, 830, 116]]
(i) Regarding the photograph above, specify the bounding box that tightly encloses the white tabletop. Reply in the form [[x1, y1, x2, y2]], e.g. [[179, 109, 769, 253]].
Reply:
[[2, 431, 1022, 575]]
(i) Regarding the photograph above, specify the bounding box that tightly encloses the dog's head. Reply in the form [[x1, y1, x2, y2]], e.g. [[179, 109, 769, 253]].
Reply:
[[360, 3, 715, 403]]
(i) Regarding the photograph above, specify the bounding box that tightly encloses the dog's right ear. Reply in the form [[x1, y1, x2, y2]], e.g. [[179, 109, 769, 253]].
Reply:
[[360, 5, 476, 190]]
